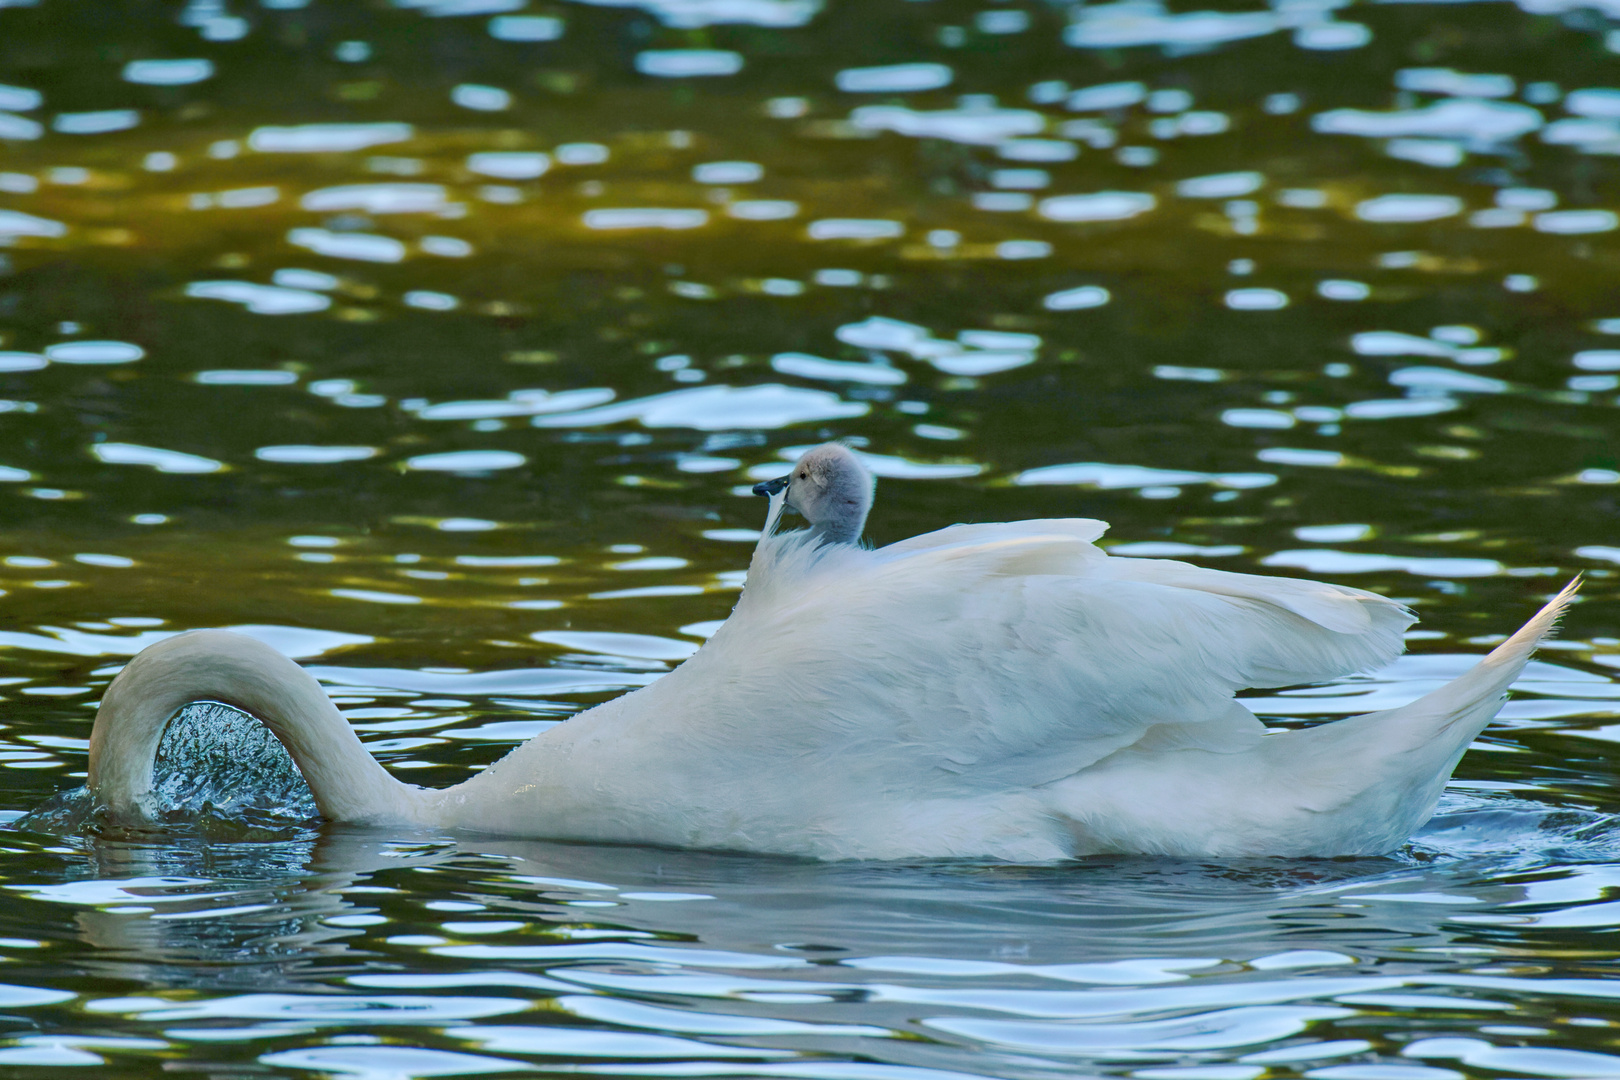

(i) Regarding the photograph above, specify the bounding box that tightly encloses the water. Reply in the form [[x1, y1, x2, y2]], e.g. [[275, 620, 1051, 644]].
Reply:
[[0, 0, 1619, 1073]]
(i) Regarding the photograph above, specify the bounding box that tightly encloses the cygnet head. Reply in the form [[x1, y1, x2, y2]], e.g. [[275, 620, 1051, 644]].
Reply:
[[751, 443, 874, 546]]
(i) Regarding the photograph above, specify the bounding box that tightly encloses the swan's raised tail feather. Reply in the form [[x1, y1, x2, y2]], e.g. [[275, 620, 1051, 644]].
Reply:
[[1055, 579, 1583, 858], [89, 630, 427, 824], [1368, 575, 1581, 746], [1267, 577, 1581, 854]]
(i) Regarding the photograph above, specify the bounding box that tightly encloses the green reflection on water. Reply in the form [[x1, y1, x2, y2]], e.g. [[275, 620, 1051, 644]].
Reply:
[[0, 0, 1613, 767], [0, 0, 1619, 1073]]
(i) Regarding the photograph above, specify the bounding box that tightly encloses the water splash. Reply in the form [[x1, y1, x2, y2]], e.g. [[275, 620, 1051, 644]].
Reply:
[[14, 701, 316, 835], [148, 701, 317, 824]]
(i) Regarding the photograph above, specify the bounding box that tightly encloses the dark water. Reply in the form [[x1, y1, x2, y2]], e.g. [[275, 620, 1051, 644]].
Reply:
[[2, 0, 1620, 1075]]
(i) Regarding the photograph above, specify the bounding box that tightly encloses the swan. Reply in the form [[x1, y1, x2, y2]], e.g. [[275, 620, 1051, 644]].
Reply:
[[87, 443, 1578, 860]]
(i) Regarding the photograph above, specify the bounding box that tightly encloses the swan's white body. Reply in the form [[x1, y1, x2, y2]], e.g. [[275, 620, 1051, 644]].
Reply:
[[89, 512, 1577, 860]]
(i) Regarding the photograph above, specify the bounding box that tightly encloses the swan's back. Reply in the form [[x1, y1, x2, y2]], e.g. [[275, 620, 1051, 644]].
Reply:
[[549, 519, 1413, 856]]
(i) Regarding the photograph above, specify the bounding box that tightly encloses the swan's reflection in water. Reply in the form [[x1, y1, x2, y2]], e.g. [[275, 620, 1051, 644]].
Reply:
[[10, 800, 1618, 1077]]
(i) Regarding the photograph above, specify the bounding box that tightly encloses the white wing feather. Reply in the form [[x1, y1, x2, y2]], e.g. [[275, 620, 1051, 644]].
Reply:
[[667, 521, 1414, 800]]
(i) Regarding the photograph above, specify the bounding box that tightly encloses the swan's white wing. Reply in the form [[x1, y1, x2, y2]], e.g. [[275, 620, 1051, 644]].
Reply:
[[673, 522, 1414, 799], [878, 518, 1110, 557]]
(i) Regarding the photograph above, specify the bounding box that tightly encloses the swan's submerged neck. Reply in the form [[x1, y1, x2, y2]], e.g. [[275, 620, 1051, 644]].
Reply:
[[89, 630, 431, 825]]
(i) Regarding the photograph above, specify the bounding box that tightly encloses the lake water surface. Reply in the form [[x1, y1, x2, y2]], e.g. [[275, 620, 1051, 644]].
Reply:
[[2, 0, 1620, 1076]]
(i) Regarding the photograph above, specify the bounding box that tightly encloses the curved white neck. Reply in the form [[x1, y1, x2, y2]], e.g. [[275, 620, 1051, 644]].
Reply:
[[89, 630, 429, 824]]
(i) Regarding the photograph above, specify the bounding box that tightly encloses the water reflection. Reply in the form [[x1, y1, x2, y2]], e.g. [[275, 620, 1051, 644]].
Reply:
[[2, 0, 1620, 1073], [6, 816, 1620, 1075]]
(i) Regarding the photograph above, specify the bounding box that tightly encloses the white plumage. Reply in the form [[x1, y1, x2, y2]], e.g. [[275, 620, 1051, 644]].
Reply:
[[87, 444, 1578, 860]]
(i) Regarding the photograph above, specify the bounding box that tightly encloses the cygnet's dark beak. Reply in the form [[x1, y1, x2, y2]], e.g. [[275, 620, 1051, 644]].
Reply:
[[752, 475, 789, 497]]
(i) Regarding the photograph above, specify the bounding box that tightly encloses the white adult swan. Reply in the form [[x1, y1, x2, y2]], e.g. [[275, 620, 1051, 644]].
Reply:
[[89, 444, 1577, 860]]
